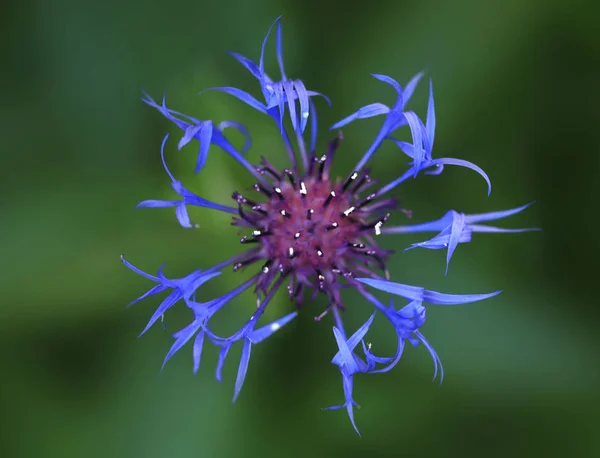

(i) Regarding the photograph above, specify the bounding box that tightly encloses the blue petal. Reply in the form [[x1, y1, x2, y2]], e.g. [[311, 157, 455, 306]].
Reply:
[[175, 202, 194, 228], [127, 284, 166, 308], [431, 158, 492, 196], [178, 122, 204, 150], [276, 19, 286, 80], [402, 111, 425, 175], [233, 339, 252, 403], [161, 321, 201, 371], [195, 122, 213, 173], [215, 344, 231, 383], [372, 73, 403, 95], [468, 224, 541, 233], [120, 255, 161, 282], [423, 289, 502, 305], [139, 290, 180, 337], [404, 230, 472, 251], [309, 99, 318, 153], [201, 87, 267, 113], [259, 16, 282, 74], [332, 327, 359, 374], [330, 103, 390, 130], [306, 90, 332, 107], [192, 329, 205, 374], [402, 71, 425, 107], [227, 51, 262, 80], [425, 78, 436, 147], [283, 79, 298, 132], [414, 330, 444, 383], [323, 373, 361, 436], [365, 337, 405, 374], [141, 93, 191, 131], [386, 136, 416, 159], [136, 199, 179, 209], [294, 80, 310, 133], [356, 278, 501, 305], [446, 212, 466, 275], [171, 182, 237, 215], [464, 201, 535, 224], [331, 314, 375, 368], [380, 211, 454, 234], [248, 311, 298, 344], [218, 121, 252, 154]]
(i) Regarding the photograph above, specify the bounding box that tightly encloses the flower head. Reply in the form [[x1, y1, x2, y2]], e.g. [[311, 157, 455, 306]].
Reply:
[[123, 17, 536, 435]]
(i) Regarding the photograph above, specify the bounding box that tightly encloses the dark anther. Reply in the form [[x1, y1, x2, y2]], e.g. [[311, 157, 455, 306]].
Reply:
[[325, 222, 339, 231], [252, 229, 273, 238], [323, 190, 336, 208], [279, 209, 292, 218], [299, 181, 307, 197], [261, 260, 272, 274], [237, 205, 255, 224], [273, 186, 284, 200], [341, 206, 356, 217], [284, 169, 296, 187], [348, 242, 366, 249], [353, 171, 371, 192], [316, 247, 324, 257], [288, 247, 299, 259], [360, 213, 391, 235], [258, 166, 281, 180], [306, 209, 314, 220], [356, 193, 377, 209], [259, 156, 282, 180], [294, 231, 302, 239], [252, 205, 268, 216], [233, 256, 260, 272], [318, 154, 327, 179], [342, 171, 359, 191], [232, 191, 246, 203], [240, 236, 259, 244], [253, 183, 272, 198]]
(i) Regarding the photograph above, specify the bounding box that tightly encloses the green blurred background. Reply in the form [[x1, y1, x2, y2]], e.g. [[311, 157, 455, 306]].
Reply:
[[2, 0, 599, 456]]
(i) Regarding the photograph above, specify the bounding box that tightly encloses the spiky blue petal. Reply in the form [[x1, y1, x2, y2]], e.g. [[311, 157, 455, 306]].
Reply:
[[357, 278, 501, 305], [384, 202, 539, 273], [324, 314, 375, 436], [330, 72, 424, 172], [203, 16, 328, 139], [136, 134, 237, 227], [381, 79, 492, 195], [203, 280, 296, 402], [141, 94, 263, 181], [121, 256, 221, 336]]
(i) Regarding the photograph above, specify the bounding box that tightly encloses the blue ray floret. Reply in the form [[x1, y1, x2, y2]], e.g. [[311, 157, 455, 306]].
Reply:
[[136, 133, 237, 228], [383, 201, 540, 274], [120, 255, 222, 336], [123, 16, 537, 436]]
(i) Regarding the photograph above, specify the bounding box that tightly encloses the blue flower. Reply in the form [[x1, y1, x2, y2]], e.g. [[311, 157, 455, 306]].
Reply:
[[124, 16, 537, 435]]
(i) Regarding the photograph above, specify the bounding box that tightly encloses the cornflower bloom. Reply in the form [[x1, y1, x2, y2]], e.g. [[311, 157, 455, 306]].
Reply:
[[123, 16, 536, 435]]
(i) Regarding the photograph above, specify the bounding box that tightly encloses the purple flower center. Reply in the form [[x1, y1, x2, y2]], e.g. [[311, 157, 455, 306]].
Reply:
[[231, 138, 397, 310]]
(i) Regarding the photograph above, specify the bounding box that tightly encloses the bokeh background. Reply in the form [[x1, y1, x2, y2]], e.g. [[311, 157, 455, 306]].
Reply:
[[2, 0, 599, 457]]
